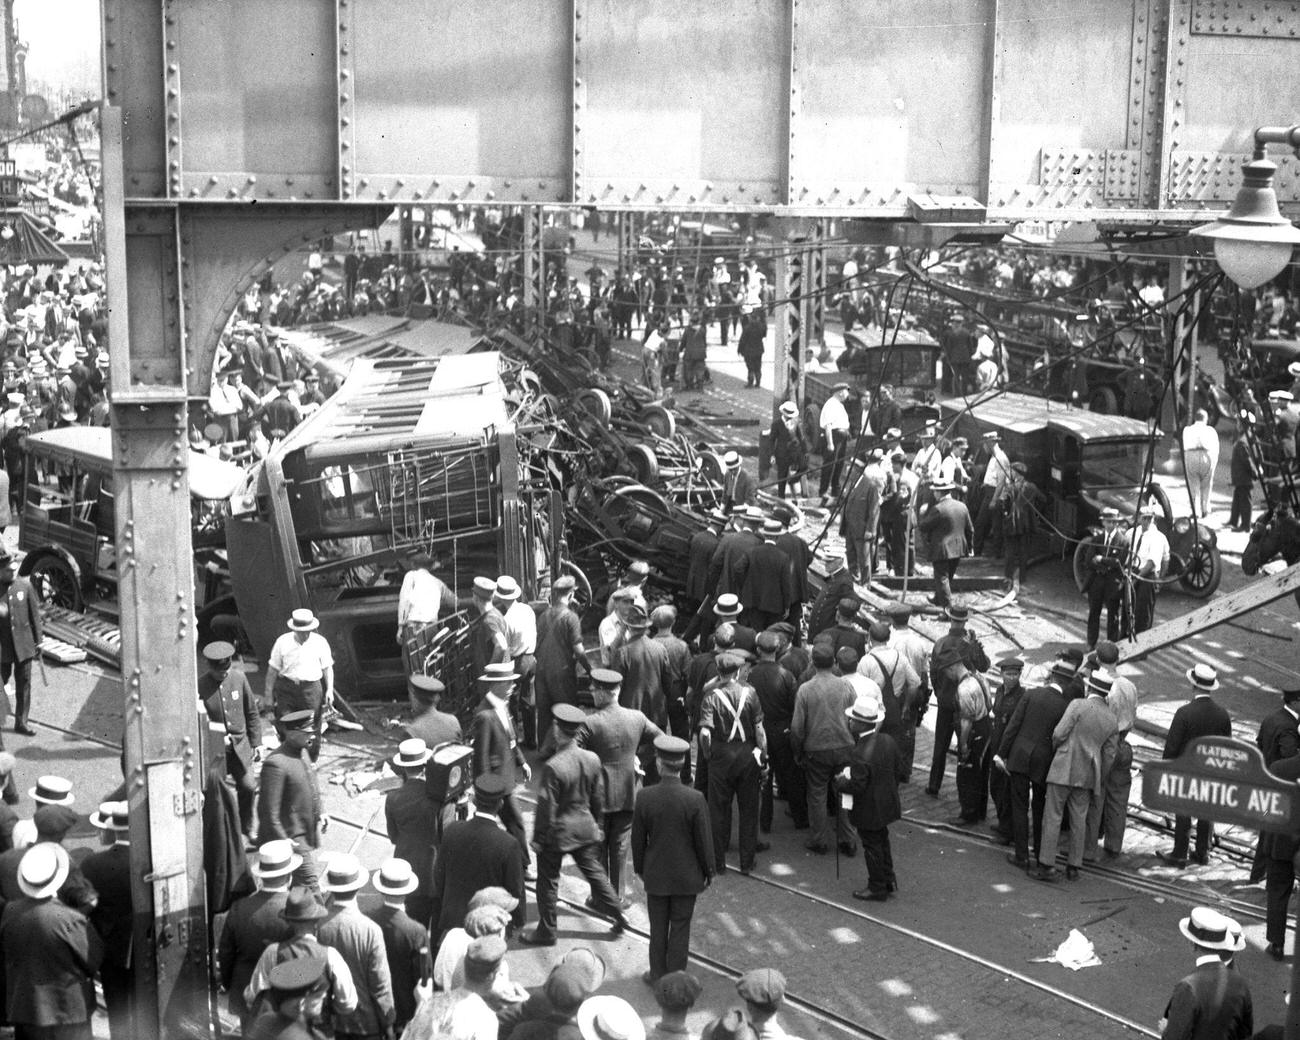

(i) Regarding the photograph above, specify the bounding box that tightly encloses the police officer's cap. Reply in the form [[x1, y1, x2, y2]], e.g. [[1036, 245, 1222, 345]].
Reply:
[[202, 641, 236, 662], [998, 655, 1025, 672], [473, 774, 510, 802], [589, 668, 623, 688], [280, 709, 315, 730], [268, 955, 326, 997], [553, 703, 587, 729], [885, 602, 912, 622], [408, 674, 445, 698], [654, 735, 690, 760]]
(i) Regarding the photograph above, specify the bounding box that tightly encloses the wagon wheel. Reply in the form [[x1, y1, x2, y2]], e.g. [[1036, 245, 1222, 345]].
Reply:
[[28, 554, 84, 612], [1178, 540, 1222, 598], [574, 388, 612, 425]]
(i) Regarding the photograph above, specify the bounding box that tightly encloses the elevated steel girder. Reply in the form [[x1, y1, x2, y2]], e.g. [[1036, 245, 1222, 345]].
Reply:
[[104, 0, 1300, 222]]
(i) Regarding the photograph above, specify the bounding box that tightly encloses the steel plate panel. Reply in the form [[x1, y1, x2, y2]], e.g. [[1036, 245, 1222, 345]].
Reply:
[[105, 0, 166, 196], [579, 0, 785, 204], [1176, 33, 1300, 158], [349, 0, 570, 189], [993, 0, 1132, 185], [175, 0, 336, 186], [792, 0, 987, 197]]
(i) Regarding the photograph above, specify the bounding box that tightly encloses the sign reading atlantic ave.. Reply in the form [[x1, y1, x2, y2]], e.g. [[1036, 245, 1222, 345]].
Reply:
[[1142, 736, 1299, 832]]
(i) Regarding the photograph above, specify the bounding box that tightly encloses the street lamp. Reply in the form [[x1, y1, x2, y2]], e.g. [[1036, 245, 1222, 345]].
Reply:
[[1190, 125, 1300, 289]]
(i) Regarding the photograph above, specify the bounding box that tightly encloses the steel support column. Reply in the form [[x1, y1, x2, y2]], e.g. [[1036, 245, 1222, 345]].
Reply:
[[103, 105, 209, 1040], [802, 222, 826, 359], [522, 205, 546, 336]]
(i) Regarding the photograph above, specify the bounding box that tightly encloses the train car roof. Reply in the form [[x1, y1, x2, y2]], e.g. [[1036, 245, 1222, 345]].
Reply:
[[844, 327, 940, 350], [942, 392, 1157, 441], [26, 425, 246, 499], [275, 352, 510, 460], [283, 316, 485, 380]]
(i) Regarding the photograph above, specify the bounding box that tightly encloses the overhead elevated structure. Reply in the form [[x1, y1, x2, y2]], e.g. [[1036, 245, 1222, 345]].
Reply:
[[100, 2, 1300, 1037]]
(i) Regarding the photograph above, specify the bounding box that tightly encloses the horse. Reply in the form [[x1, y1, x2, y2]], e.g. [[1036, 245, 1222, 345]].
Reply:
[[1241, 505, 1300, 609]]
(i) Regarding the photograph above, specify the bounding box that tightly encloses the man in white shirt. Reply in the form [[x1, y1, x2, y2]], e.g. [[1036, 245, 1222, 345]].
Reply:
[[911, 424, 945, 486], [397, 550, 456, 673], [973, 431, 1012, 556], [600, 589, 634, 665], [263, 608, 335, 760], [495, 575, 539, 747], [1181, 408, 1219, 519], [818, 382, 852, 503], [1128, 503, 1170, 634]]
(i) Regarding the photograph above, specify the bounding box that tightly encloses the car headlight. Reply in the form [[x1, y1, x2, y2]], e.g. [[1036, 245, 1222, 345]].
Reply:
[[1173, 518, 1191, 535]]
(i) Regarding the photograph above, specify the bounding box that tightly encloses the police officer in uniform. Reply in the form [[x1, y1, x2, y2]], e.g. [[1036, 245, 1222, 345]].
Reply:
[[403, 675, 462, 748], [520, 704, 628, 946], [384, 738, 442, 929], [257, 709, 324, 889], [699, 653, 768, 875], [1083, 507, 1129, 647], [199, 640, 263, 838], [578, 669, 663, 908]]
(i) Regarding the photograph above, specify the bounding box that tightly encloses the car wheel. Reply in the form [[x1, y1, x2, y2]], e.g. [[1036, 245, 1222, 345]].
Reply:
[[28, 554, 84, 612], [1178, 540, 1222, 598]]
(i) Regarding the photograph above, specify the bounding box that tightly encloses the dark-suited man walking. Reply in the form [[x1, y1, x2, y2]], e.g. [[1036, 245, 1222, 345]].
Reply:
[[1157, 666, 1232, 869], [1250, 687, 1300, 883], [0, 552, 42, 736], [471, 662, 533, 876], [1158, 907, 1253, 1039], [835, 697, 906, 901], [632, 736, 714, 985], [916, 481, 972, 608], [257, 709, 324, 889]]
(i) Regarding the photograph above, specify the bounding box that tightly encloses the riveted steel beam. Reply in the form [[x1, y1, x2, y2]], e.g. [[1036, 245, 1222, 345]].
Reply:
[[1157, 0, 1192, 208], [571, 0, 585, 203], [981, 0, 1003, 205], [338, 0, 357, 200]]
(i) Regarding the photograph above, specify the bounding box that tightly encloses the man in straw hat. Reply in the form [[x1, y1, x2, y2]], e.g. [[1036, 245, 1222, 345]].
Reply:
[[244, 887, 358, 1028], [579, 995, 646, 1040], [917, 478, 972, 609], [471, 661, 533, 875], [835, 696, 906, 901], [0, 844, 104, 1039], [633, 735, 714, 985], [1082, 507, 1129, 648], [495, 575, 539, 748], [219, 840, 298, 1029], [1157, 666, 1232, 869], [316, 852, 396, 1039], [1032, 670, 1119, 883], [1157, 907, 1252, 1039], [521, 703, 629, 946], [1129, 501, 1170, 634], [263, 608, 335, 758], [384, 738, 441, 927], [82, 802, 136, 1039], [365, 858, 429, 1032]]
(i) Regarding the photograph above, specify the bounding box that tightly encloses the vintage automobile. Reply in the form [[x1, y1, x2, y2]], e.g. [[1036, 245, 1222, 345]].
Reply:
[[17, 425, 246, 614], [939, 392, 1221, 597]]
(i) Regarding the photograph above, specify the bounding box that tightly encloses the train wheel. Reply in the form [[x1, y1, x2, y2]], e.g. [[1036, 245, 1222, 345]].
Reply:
[[628, 444, 660, 485], [575, 388, 612, 425], [1178, 540, 1222, 598], [698, 451, 727, 484], [28, 554, 84, 612], [641, 403, 676, 440]]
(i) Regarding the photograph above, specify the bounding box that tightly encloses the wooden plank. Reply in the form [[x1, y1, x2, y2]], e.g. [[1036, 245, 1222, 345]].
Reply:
[[1119, 563, 1300, 663]]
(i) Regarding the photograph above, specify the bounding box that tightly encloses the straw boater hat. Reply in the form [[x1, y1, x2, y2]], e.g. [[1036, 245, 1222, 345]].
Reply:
[[18, 843, 70, 900], [714, 594, 742, 619], [844, 697, 881, 726], [30, 776, 73, 806], [287, 608, 320, 632], [494, 576, 522, 601], [320, 852, 369, 894], [1178, 907, 1241, 951], [1187, 664, 1220, 692], [251, 839, 303, 880], [577, 995, 647, 1040], [89, 801, 129, 831], [372, 858, 420, 897], [479, 661, 517, 685], [391, 738, 433, 771]]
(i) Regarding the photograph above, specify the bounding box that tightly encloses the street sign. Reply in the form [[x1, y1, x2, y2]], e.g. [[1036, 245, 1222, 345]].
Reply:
[[1142, 736, 1299, 832]]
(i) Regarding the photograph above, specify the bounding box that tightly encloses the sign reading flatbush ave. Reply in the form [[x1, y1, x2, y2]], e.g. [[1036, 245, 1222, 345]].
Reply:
[[1142, 736, 1298, 833]]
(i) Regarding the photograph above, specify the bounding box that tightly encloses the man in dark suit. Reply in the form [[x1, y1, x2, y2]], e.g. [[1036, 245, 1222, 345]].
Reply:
[[736, 520, 795, 631], [835, 697, 907, 901], [1158, 907, 1253, 1039], [842, 459, 882, 583], [403, 674, 462, 749], [917, 480, 972, 608], [429, 774, 526, 941], [80, 802, 135, 1040], [1082, 508, 1129, 646], [610, 609, 673, 729], [806, 553, 855, 641], [1158, 665, 1233, 868], [199, 640, 263, 837], [257, 709, 323, 889], [632, 736, 714, 985], [579, 669, 663, 906], [683, 510, 727, 644], [364, 859, 429, 1034], [719, 451, 757, 510], [993, 660, 1073, 870], [707, 508, 763, 599], [1261, 752, 1300, 960], [218, 840, 296, 1030], [260, 381, 301, 439], [521, 704, 628, 946], [0, 844, 104, 1038], [987, 656, 1026, 844], [774, 525, 812, 637], [384, 739, 442, 928], [0, 551, 43, 736], [471, 663, 533, 875]]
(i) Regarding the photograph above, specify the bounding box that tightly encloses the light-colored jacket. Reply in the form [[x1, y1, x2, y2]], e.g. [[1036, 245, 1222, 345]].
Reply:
[[1047, 694, 1119, 796]]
